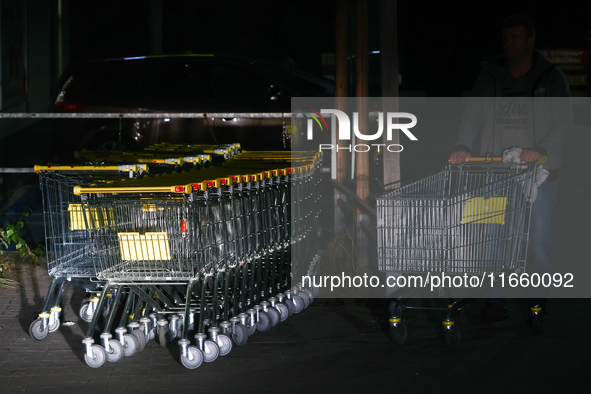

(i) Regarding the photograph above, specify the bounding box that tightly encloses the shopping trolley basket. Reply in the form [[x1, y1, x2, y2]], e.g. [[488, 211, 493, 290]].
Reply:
[[377, 159, 541, 345]]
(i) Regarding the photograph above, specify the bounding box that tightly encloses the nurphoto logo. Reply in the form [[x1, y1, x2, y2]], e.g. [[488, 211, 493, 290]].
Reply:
[[303, 108, 418, 153]]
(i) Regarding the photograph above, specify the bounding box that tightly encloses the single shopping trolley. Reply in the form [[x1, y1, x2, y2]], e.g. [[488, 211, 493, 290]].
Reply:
[[377, 158, 543, 345], [29, 164, 148, 341]]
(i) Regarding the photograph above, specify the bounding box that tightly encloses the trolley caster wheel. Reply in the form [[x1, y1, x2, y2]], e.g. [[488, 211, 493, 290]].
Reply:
[[232, 323, 248, 346], [301, 288, 314, 304], [283, 298, 295, 317], [297, 291, 310, 308], [84, 344, 107, 368], [311, 284, 320, 298], [216, 334, 233, 356], [121, 333, 140, 357], [389, 323, 408, 345], [132, 329, 146, 352], [530, 307, 547, 333], [106, 339, 124, 363], [102, 305, 111, 318], [48, 316, 61, 333], [202, 340, 220, 363], [79, 302, 94, 323], [29, 318, 49, 341], [157, 325, 169, 348], [275, 302, 289, 322], [443, 325, 461, 347], [266, 306, 281, 327], [256, 311, 272, 332], [292, 295, 305, 314], [181, 346, 204, 369], [246, 322, 256, 337]]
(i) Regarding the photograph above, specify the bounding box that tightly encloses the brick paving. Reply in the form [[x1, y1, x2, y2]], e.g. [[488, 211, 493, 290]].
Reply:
[[0, 261, 589, 393]]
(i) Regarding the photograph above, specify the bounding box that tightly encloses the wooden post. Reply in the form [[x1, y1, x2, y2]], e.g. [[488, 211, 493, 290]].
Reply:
[[335, 0, 348, 183], [354, 0, 370, 275], [380, 0, 400, 192], [355, 0, 369, 204]]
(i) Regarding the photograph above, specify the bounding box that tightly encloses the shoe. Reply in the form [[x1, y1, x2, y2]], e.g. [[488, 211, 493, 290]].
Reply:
[[479, 301, 508, 323]]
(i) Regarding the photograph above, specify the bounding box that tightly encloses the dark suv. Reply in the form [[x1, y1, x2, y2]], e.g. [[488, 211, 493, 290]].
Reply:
[[52, 54, 333, 155]]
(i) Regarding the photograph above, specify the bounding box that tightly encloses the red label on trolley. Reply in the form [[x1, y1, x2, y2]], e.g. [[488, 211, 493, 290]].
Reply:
[[174, 186, 184, 193], [182, 220, 187, 236]]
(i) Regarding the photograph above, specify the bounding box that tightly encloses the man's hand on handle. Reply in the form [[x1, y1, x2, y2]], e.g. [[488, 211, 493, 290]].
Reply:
[[450, 151, 472, 164], [520, 149, 541, 163]]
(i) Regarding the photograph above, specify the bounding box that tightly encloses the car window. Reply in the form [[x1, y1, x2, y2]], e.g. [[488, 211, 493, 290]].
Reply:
[[211, 65, 271, 100], [264, 68, 334, 96], [141, 61, 215, 99], [66, 60, 215, 102], [65, 63, 143, 102]]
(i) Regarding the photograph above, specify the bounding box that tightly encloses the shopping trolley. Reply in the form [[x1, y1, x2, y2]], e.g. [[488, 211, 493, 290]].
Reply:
[[29, 164, 148, 341], [377, 158, 542, 345], [76, 142, 238, 167], [29, 155, 220, 342], [68, 152, 322, 369]]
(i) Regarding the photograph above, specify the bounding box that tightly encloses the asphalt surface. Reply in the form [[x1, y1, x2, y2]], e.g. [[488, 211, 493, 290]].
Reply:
[[0, 120, 590, 393]]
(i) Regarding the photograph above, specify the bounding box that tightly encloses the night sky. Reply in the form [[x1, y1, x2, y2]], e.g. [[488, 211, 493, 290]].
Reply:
[[69, 0, 590, 96]]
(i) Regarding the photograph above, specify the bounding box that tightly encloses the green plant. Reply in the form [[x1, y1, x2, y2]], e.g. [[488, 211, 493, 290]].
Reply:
[[0, 208, 45, 289]]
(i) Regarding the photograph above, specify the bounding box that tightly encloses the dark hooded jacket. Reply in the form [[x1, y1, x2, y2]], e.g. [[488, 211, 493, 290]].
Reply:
[[455, 51, 572, 173]]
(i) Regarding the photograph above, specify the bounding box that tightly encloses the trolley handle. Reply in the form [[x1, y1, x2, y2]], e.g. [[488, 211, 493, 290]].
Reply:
[[450, 155, 547, 164], [34, 164, 146, 173], [73, 184, 193, 196]]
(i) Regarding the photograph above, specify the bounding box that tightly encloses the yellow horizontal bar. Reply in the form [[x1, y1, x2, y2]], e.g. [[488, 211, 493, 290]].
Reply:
[[35, 165, 121, 173], [73, 184, 193, 195]]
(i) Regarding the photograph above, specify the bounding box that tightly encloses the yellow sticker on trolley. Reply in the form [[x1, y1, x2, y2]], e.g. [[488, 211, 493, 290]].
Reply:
[[68, 204, 115, 230], [461, 197, 507, 225], [118, 232, 171, 261], [142, 204, 166, 212]]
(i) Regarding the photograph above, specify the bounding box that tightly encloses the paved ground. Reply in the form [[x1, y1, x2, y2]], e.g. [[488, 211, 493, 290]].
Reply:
[[0, 261, 589, 393]]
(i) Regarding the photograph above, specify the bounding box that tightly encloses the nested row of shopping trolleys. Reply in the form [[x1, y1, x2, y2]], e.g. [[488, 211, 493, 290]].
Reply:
[[31, 146, 323, 369]]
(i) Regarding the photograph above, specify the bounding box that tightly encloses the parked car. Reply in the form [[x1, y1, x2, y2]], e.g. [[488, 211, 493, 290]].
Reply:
[[51, 54, 334, 158]]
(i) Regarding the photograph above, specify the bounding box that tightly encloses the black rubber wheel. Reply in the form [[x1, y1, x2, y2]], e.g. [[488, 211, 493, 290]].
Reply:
[[389, 323, 408, 345], [531, 310, 547, 333], [443, 325, 461, 347]]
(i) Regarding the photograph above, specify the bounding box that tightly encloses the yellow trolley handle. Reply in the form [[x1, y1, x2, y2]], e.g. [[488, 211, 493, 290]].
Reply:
[[73, 184, 193, 196], [34, 164, 144, 173]]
